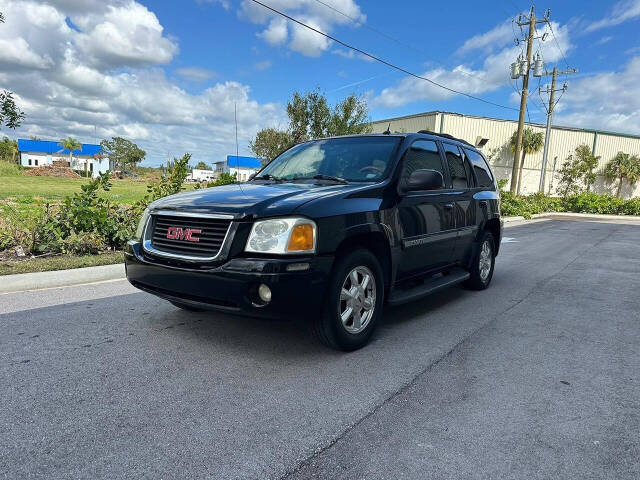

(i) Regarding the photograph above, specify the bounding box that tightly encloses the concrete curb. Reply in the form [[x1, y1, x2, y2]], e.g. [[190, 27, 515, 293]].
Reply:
[[503, 212, 640, 226], [0, 263, 125, 294]]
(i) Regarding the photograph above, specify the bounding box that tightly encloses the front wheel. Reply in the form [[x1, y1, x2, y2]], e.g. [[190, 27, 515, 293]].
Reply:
[[464, 231, 495, 290], [312, 249, 384, 351]]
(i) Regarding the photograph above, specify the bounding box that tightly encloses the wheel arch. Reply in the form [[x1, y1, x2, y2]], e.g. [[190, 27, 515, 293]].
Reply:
[[333, 227, 393, 296], [484, 218, 502, 256]]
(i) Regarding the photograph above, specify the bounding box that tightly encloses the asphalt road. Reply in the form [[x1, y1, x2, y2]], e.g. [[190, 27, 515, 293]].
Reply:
[[1, 218, 639, 480]]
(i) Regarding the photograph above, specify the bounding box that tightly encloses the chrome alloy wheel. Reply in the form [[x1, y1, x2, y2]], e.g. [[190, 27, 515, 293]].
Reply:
[[479, 240, 493, 282], [339, 266, 376, 334]]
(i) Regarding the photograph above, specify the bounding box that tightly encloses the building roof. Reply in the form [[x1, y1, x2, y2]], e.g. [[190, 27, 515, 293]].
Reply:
[[17, 139, 103, 156], [370, 110, 640, 140], [226, 155, 262, 168]]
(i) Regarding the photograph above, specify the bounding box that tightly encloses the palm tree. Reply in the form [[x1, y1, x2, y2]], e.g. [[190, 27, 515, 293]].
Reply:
[[509, 128, 545, 195], [604, 152, 640, 198], [59, 136, 82, 170]]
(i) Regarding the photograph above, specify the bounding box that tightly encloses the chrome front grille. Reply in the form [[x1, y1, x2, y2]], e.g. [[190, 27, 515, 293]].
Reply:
[[143, 211, 233, 261]]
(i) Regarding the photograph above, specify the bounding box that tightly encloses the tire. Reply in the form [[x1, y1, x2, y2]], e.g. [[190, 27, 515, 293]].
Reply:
[[464, 231, 496, 290], [312, 249, 385, 351], [170, 301, 205, 312]]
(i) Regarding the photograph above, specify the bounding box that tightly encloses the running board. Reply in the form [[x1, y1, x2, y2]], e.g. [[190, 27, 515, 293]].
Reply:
[[388, 268, 470, 306]]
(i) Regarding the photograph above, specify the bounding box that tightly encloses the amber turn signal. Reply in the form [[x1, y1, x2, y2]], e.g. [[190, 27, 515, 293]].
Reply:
[[287, 224, 314, 252]]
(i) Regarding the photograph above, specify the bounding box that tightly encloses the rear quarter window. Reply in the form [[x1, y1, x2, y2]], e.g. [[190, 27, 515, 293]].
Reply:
[[464, 148, 494, 188]]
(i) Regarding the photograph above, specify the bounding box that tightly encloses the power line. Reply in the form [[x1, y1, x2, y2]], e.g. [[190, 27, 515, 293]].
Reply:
[[250, 0, 518, 111], [547, 21, 570, 69], [311, 0, 477, 80]]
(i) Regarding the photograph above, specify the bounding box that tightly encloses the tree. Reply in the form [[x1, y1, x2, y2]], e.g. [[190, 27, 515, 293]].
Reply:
[[100, 136, 146, 173], [0, 90, 24, 131], [604, 152, 640, 198], [194, 161, 211, 170], [250, 90, 371, 164], [0, 13, 25, 130], [0, 136, 18, 163], [59, 137, 82, 170], [249, 128, 293, 165], [556, 144, 600, 196], [509, 127, 544, 195]]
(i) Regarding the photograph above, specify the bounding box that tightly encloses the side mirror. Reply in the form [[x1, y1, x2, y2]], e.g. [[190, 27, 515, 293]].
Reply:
[[403, 169, 444, 192], [248, 173, 256, 181]]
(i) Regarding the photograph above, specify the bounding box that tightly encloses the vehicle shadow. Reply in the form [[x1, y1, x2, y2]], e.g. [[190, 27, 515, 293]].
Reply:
[[142, 284, 470, 358]]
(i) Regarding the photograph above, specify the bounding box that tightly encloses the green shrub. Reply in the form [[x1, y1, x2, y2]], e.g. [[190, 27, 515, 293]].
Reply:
[[0, 201, 49, 253], [1, 153, 193, 256], [135, 153, 191, 212], [499, 190, 640, 218], [621, 197, 640, 216], [0, 161, 23, 176], [60, 231, 107, 255], [561, 192, 639, 215]]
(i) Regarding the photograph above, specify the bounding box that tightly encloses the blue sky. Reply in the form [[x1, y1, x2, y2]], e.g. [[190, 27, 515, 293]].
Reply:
[[2, 0, 640, 165]]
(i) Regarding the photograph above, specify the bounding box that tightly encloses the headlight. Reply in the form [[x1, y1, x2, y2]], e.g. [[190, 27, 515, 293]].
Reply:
[[245, 217, 316, 254], [135, 207, 151, 240]]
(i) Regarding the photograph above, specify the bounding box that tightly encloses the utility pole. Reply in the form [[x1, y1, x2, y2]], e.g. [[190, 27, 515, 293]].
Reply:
[[509, 6, 550, 194], [538, 66, 577, 192]]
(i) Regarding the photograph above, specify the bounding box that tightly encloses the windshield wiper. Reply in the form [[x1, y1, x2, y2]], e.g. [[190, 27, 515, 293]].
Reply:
[[305, 174, 349, 184]]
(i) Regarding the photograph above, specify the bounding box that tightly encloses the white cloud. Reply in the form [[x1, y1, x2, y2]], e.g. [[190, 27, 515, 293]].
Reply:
[[331, 48, 374, 62], [625, 45, 640, 55], [176, 67, 217, 81], [555, 57, 640, 134], [254, 60, 272, 71], [288, 18, 329, 57], [259, 17, 288, 46], [596, 35, 614, 45], [373, 20, 571, 109], [196, 0, 230, 10], [585, 0, 640, 32], [457, 21, 512, 55], [0, 0, 285, 164], [72, 2, 178, 69], [237, 0, 365, 57]]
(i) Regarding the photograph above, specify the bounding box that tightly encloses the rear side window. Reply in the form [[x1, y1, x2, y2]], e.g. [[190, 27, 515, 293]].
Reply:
[[464, 148, 494, 187], [443, 143, 472, 189], [402, 140, 445, 188]]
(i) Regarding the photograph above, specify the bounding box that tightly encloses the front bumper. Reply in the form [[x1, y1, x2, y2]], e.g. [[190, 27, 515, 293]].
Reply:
[[124, 241, 334, 319]]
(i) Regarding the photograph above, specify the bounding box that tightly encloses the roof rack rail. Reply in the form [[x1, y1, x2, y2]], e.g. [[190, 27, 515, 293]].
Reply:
[[416, 130, 473, 147]]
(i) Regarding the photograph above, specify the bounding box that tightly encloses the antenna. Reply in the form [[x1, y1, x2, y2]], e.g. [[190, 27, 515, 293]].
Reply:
[[234, 102, 239, 160], [383, 123, 391, 135]]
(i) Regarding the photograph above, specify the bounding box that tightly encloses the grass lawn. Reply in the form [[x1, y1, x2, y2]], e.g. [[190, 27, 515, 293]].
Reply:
[[0, 251, 124, 275], [0, 176, 153, 204]]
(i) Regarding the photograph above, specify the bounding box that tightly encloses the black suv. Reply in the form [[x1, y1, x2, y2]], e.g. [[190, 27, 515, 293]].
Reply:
[[125, 132, 502, 350]]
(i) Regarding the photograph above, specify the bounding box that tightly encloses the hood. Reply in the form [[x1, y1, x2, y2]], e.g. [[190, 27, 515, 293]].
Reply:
[[149, 182, 367, 219]]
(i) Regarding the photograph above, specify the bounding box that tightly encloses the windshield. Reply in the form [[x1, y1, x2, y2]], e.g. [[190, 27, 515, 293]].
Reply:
[[256, 136, 401, 182]]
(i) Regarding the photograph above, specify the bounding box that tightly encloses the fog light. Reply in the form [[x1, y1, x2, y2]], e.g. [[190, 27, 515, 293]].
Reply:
[[258, 284, 272, 303], [286, 262, 310, 272]]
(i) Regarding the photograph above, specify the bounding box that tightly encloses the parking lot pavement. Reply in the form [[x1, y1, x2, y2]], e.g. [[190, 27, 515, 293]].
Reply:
[[1, 219, 639, 480]]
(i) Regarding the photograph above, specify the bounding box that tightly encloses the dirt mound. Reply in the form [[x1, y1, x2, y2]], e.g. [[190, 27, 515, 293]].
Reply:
[[23, 166, 81, 178]]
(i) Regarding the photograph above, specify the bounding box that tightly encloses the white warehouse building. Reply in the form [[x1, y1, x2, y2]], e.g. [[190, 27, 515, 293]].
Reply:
[[370, 111, 640, 198]]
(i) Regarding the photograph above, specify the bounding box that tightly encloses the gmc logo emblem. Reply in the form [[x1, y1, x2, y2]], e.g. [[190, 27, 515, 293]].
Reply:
[[166, 226, 202, 242]]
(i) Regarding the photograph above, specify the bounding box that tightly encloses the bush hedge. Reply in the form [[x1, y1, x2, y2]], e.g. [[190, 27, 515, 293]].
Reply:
[[500, 190, 640, 218]]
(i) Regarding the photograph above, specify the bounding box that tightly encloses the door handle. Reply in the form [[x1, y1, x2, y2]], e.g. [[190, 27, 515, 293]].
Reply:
[[444, 203, 454, 209]]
